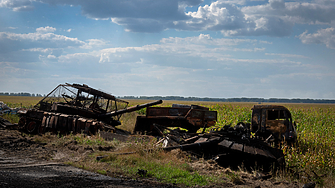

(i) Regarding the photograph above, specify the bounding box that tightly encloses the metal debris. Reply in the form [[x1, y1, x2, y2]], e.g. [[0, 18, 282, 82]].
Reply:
[[16, 83, 162, 134], [134, 104, 298, 170], [0, 101, 20, 115]]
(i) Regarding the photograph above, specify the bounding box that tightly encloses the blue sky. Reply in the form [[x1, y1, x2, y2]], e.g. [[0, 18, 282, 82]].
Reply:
[[0, 0, 334, 99]]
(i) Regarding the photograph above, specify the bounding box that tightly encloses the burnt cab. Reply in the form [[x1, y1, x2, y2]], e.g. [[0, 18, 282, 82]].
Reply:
[[251, 105, 297, 144]]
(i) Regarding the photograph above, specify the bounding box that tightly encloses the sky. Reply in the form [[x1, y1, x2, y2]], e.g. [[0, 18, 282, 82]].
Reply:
[[0, 0, 334, 99]]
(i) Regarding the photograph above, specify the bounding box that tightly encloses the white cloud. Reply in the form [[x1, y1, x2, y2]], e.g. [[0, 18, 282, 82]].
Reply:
[[21, 48, 54, 53], [0, 31, 83, 44], [0, 0, 34, 11], [57, 34, 302, 70], [47, 54, 56, 59], [175, 1, 247, 31], [36, 26, 56, 33], [298, 28, 335, 49], [81, 39, 108, 49], [265, 53, 309, 58]]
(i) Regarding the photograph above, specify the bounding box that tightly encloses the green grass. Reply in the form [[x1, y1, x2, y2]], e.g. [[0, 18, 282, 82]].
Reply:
[[1, 113, 20, 124], [93, 139, 224, 187]]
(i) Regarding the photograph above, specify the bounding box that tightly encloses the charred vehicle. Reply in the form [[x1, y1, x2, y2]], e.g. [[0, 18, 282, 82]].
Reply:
[[250, 105, 297, 144], [17, 83, 162, 134], [134, 104, 297, 170], [163, 125, 285, 171], [133, 104, 217, 135]]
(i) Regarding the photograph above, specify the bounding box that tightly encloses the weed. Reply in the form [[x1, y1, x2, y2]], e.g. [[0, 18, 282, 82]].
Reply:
[[1, 113, 20, 124], [96, 169, 107, 175]]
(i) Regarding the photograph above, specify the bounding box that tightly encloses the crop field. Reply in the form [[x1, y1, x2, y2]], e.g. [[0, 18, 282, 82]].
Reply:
[[1, 96, 334, 186]]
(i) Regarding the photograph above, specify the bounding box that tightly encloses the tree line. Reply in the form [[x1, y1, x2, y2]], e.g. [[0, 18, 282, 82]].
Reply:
[[1, 92, 334, 103], [119, 96, 335, 104], [0, 92, 44, 97]]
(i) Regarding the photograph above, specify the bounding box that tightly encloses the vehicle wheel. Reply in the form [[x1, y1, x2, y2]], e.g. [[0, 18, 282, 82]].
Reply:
[[26, 121, 37, 133], [18, 117, 26, 129]]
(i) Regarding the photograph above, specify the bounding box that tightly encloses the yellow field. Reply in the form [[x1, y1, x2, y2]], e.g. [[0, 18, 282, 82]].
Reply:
[[0, 96, 44, 108]]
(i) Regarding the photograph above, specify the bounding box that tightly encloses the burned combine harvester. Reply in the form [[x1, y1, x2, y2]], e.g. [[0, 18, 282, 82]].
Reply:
[[18, 83, 162, 134], [135, 104, 297, 170]]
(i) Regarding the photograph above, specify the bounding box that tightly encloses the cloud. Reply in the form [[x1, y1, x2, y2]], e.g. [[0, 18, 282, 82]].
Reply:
[[265, 53, 309, 58], [0, 31, 85, 50], [298, 28, 335, 49], [81, 39, 108, 49], [2, 0, 335, 37], [174, 2, 248, 31], [58, 34, 302, 71], [36, 26, 56, 33], [0, 0, 34, 11], [0, 28, 108, 62]]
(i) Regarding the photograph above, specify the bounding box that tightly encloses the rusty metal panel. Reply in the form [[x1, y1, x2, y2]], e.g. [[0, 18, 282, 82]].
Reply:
[[72, 117, 77, 133], [195, 137, 208, 143], [244, 145, 256, 155], [218, 139, 233, 148], [67, 116, 73, 131], [49, 115, 55, 129], [230, 142, 244, 152], [85, 119, 93, 133]]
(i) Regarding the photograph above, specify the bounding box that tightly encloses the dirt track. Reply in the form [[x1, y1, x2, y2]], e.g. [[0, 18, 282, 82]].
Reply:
[[0, 128, 177, 188]]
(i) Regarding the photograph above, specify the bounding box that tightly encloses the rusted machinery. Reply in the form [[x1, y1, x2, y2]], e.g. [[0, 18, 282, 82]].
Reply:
[[136, 104, 297, 170], [162, 124, 285, 171], [17, 83, 162, 134], [250, 105, 297, 144], [133, 104, 217, 135]]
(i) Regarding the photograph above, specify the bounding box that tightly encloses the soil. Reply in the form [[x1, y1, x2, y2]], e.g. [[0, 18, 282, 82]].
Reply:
[[0, 127, 303, 188]]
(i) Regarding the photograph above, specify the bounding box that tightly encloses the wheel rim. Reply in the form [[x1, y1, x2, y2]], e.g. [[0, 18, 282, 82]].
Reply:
[[26, 121, 37, 133]]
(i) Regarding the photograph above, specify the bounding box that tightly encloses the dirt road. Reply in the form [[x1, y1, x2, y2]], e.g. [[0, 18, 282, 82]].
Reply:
[[0, 128, 176, 188]]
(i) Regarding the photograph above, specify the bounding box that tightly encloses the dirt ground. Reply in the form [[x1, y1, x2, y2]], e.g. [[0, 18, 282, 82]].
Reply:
[[0, 127, 304, 188]]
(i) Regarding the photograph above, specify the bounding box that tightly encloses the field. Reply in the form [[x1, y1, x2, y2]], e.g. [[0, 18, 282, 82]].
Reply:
[[1, 96, 335, 187]]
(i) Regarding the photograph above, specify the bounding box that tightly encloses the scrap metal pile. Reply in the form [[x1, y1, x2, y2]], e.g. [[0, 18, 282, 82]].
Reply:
[[2, 83, 297, 170], [134, 104, 297, 170], [133, 104, 296, 170]]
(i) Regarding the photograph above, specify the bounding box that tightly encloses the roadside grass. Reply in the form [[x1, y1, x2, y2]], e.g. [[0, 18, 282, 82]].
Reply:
[[69, 137, 225, 187]]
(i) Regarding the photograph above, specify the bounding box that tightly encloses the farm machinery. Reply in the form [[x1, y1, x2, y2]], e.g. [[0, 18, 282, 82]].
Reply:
[[17, 83, 162, 134], [134, 104, 217, 134], [133, 104, 297, 170], [13, 82, 297, 169]]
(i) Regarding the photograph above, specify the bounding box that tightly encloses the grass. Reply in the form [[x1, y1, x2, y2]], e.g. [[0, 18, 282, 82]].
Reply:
[[72, 137, 225, 187], [1, 113, 20, 124], [1, 96, 334, 186], [0, 96, 43, 108]]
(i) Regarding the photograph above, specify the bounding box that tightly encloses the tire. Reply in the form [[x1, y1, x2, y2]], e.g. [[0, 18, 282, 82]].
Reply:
[[26, 121, 37, 133]]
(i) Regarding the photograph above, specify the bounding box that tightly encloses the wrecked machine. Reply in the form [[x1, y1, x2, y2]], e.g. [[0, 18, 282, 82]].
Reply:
[[134, 104, 297, 170], [11, 82, 297, 169], [134, 104, 217, 135], [17, 83, 162, 134]]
